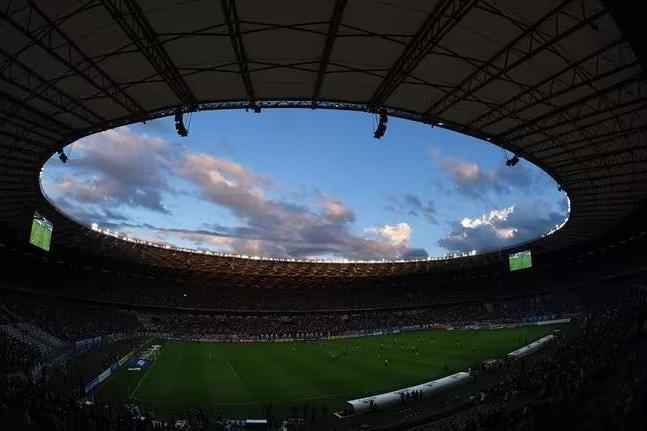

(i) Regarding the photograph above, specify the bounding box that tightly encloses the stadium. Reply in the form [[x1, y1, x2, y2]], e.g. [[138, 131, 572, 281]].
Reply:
[[1, 0, 647, 430]]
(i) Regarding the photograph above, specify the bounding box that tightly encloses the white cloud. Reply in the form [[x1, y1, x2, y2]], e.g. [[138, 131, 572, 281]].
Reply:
[[176, 153, 421, 258], [320, 195, 355, 222], [439, 201, 566, 253], [460, 206, 514, 229], [46, 127, 174, 213], [442, 159, 481, 183], [374, 223, 412, 246], [45, 127, 430, 260]]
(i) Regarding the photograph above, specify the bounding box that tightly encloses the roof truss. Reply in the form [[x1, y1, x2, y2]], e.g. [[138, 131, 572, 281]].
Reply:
[[424, 0, 607, 119], [0, 0, 146, 118], [99, 0, 198, 108], [368, 0, 477, 109], [312, 0, 347, 107], [221, 0, 256, 109]]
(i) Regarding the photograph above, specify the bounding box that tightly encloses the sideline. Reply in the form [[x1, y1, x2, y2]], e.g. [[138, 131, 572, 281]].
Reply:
[[129, 356, 158, 400], [128, 343, 162, 399]]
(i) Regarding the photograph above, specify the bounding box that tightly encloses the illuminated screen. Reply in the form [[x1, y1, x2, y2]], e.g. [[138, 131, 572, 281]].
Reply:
[[29, 211, 53, 251], [509, 250, 532, 271]]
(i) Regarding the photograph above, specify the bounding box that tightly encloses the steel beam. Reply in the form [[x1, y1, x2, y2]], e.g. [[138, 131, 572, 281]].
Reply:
[[0, 47, 105, 125], [543, 134, 647, 170], [568, 179, 647, 191], [474, 3, 633, 133], [367, 0, 476, 109], [536, 125, 646, 158], [221, 0, 256, 109], [558, 158, 647, 177], [469, 44, 635, 129], [0, 0, 146, 117], [0, 114, 58, 143], [312, 0, 347, 107], [100, 0, 197, 108], [497, 74, 644, 141], [0, 89, 70, 136], [490, 60, 639, 139], [519, 100, 647, 149], [423, 0, 606, 118], [565, 169, 647, 185], [0, 128, 49, 150]]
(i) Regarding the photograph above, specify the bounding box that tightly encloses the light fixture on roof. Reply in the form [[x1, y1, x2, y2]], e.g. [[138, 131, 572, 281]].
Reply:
[[505, 155, 520, 167], [174, 108, 189, 137], [57, 149, 68, 164], [373, 108, 388, 139]]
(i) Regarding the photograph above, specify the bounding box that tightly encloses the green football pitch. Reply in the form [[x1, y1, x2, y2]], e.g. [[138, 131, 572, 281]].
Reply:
[[96, 325, 559, 416]]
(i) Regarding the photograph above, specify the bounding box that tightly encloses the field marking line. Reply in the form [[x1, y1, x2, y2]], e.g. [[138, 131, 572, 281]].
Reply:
[[129, 353, 158, 400], [219, 351, 241, 380]]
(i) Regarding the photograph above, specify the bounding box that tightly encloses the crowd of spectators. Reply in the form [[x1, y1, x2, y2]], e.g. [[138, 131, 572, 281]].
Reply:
[[0, 332, 43, 375], [4, 299, 141, 342], [139, 290, 582, 340], [4, 223, 646, 315], [423, 288, 647, 431], [3, 272, 495, 311], [0, 373, 160, 431], [2, 242, 581, 312], [1, 281, 645, 430], [2, 288, 589, 343]]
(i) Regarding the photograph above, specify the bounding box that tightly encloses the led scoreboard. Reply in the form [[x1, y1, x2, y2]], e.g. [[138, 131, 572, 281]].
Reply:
[[509, 250, 532, 271], [29, 211, 53, 251]]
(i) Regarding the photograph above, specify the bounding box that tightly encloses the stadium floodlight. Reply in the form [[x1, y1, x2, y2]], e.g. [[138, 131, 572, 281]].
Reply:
[[174, 109, 189, 137], [373, 109, 388, 139], [505, 155, 520, 167], [57, 149, 68, 164]]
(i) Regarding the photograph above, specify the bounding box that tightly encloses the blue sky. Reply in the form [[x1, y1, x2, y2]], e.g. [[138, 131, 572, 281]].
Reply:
[[41, 109, 568, 260]]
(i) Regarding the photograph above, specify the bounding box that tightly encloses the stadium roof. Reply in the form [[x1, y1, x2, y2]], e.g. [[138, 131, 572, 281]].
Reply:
[[1, 0, 646, 277]]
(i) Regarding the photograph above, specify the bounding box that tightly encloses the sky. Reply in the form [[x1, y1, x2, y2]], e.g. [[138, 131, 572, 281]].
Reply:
[[40, 109, 569, 261]]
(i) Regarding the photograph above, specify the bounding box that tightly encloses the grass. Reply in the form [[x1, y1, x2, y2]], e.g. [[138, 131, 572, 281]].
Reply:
[[96, 325, 559, 417]]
